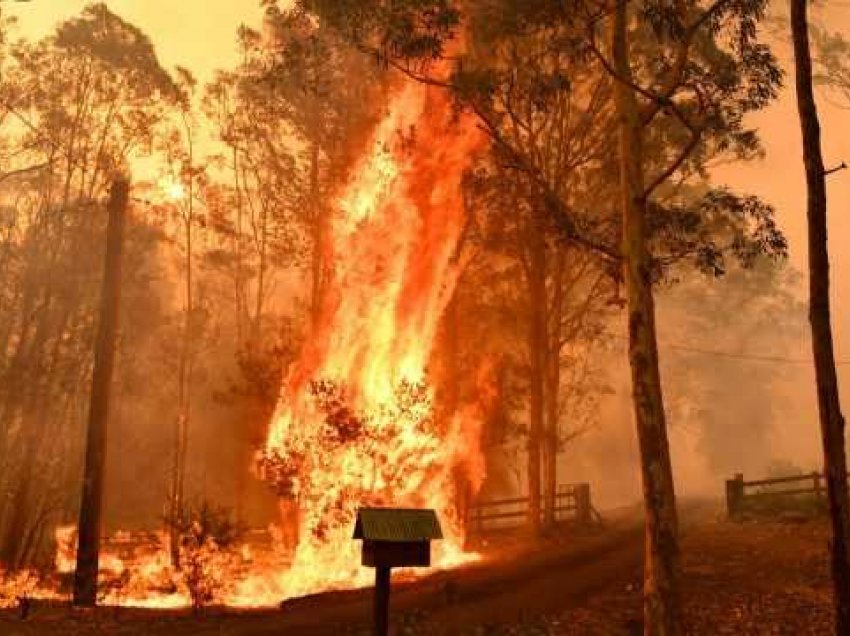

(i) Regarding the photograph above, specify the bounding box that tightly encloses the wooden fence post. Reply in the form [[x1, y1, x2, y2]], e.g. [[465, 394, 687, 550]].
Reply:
[[575, 483, 592, 524], [726, 473, 745, 519], [813, 471, 823, 499]]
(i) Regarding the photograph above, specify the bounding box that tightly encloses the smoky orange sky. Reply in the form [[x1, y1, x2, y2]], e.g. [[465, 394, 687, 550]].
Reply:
[[5, 1, 268, 81], [710, 4, 850, 372], [6, 1, 849, 476]]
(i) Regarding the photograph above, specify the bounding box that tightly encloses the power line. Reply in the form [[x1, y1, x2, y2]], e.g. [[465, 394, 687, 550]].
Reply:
[[661, 341, 850, 366], [604, 332, 850, 366]]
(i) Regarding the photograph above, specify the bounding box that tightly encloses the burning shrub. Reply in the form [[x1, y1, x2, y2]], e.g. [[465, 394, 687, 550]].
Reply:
[[175, 503, 242, 612]]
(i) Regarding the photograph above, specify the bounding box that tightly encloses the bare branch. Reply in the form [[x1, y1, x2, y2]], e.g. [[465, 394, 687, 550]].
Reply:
[[470, 101, 621, 267], [825, 161, 847, 177], [643, 126, 703, 197]]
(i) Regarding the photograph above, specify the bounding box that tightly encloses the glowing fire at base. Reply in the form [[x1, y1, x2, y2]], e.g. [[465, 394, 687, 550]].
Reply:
[[249, 82, 487, 603]]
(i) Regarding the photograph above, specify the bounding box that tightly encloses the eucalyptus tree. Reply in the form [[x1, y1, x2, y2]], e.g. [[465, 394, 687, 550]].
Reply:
[[158, 66, 213, 567], [463, 153, 616, 530], [204, 30, 300, 348], [211, 5, 387, 328], [204, 5, 390, 537], [791, 0, 850, 630]]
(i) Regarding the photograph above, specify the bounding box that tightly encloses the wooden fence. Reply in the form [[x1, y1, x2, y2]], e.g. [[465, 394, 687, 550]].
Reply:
[[725, 471, 827, 518], [467, 483, 597, 535]]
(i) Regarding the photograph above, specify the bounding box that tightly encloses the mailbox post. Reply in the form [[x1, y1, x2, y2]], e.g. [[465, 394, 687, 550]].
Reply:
[[353, 507, 443, 636]]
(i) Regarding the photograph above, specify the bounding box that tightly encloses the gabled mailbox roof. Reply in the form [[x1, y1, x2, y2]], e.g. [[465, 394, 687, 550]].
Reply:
[[353, 507, 443, 541]]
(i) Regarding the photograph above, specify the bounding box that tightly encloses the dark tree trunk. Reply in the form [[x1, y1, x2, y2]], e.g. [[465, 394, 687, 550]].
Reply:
[[72, 176, 129, 607], [169, 119, 196, 569], [609, 3, 682, 633], [790, 2, 850, 632]]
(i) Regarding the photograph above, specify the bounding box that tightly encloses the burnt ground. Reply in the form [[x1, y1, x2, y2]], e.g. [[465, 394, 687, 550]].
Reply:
[[0, 502, 836, 635]]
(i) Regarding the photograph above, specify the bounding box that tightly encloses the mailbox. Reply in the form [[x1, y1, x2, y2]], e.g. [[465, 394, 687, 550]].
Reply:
[[353, 507, 443, 568], [353, 507, 443, 636]]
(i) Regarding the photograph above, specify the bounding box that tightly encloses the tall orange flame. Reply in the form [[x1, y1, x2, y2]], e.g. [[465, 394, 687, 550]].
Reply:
[[251, 82, 487, 602]]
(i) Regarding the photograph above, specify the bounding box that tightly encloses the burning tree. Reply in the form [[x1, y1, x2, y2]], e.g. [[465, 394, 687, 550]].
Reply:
[[246, 83, 486, 598]]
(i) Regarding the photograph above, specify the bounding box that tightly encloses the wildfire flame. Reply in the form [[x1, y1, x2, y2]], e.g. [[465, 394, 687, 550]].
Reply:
[[249, 82, 487, 602]]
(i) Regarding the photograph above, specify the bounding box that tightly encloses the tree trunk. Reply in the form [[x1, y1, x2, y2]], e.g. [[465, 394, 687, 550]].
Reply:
[[169, 242, 193, 568], [233, 147, 247, 525], [170, 119, 196, 569], [609, 3, 683, 633], [72, 176, 129, 607], [233, 146, 247, 345], [544, 252, 565, 528], [526, 222, 547, 535], [790, 2, 850, 631]]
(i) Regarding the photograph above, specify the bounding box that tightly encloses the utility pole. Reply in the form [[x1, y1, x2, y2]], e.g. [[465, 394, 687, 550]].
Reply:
[[72, 176, 130, 607]]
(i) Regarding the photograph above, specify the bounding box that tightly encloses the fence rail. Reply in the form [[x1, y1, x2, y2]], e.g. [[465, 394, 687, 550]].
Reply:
[[467, 483, 596, 535], [725, 471, 827, 518]]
